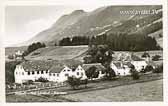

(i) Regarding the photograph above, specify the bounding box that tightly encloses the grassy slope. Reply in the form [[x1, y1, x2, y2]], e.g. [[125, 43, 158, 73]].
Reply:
[[148, 29, 163, 48], [25, 45, 88, 61]]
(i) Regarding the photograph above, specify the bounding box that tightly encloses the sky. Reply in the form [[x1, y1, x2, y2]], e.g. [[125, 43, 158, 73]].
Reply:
[[4, 0, 161, 47], [5, 5, 102, 47]]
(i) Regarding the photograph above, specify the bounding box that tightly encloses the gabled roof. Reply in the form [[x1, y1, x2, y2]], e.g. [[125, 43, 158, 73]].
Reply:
[[112, 61, 133, 69], [20, 59, 82, 72], [112, 62, 122, 69], [21, 60, 59, 72], [49, 65, 65, 73]]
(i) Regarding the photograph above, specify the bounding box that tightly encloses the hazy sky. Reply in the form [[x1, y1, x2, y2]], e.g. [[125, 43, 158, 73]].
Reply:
[[5, 5, 102, 47]]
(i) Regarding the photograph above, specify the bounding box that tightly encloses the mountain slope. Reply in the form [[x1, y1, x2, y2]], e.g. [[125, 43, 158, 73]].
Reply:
[[18, 5, 162, 46]]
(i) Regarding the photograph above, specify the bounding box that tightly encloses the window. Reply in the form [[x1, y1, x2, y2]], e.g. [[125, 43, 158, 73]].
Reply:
[[37, 71, 39, 74], [67, 70, 70, 72], [16, 72, 17, 75], [53, 73, 55, 76], [28, 72, 30, 75], [41, 71, 44, 74], [63, 70, 66, 72], [81, 72, 83, 76], [22, 72, 24, 75], [65, 74, 69, 77], [32, 71, 35, 75], [77, 72, 79, 76], [46, 70, 48, 73], [49, 73, 52, 76], [57, 73, 59, 77], [102, 71, 105, 74]]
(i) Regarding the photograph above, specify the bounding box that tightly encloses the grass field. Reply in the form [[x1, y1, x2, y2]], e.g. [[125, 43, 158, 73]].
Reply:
[[61, 79, 163, 102], [25, 45, 88, 60]]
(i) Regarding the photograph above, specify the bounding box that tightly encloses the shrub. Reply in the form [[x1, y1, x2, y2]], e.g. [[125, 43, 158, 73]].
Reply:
[[152, 55, 161, 61], [104, 66, 116, 80], [5, 61, 22, 84], [144, 65, 154, 72], [153, 64, 163, 73], [8, 55, 14, 59], [67, 76, 81, 90], [141, 52, 150, 58], [85, 66, 99, 79], [131, 71, 140, 80], [23, 80, 34, 85], [130, 69, 140, 80], [35, 77, 49, 83]]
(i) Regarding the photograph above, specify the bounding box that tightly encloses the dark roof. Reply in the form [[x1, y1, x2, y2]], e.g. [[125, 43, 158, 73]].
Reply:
[[123, 62, 133, 68], [113, 62, 122, 69], [82, 63, 106, 71], [112, 61, 133, 69], [20, 59, 82, 72], [49, 65, 65, 73], [21, 60, 59, 72]]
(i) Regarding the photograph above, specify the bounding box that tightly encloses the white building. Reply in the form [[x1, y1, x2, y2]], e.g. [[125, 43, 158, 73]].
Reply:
[[110, 53, 149, 76], [14, 60, 87, 84], [110, 61, 132, 76]]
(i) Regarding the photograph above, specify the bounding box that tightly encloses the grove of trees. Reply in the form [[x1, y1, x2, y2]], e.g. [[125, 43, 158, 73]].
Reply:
[[23, 42, 46, 56], [59, 36, 90, 46]]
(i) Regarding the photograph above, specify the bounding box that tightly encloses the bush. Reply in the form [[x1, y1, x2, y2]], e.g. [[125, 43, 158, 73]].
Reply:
[[23, 80, 34, 85], [153, 64, 163, 73], [130, 69, 140, 80], [141, 52, 150, 58], [67, 76, 81, 90], [152, 55, 161, 61], [85, 66, 99, 79], [35, 77, 49, 83], [5, 61, 22, 84], [8, 55, 14, 59], [104, 66, 116, 80], [144, 65, 153, 73]]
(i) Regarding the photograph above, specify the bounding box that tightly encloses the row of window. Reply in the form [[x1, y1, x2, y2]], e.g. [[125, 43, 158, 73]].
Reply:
[[16, 71, 84, 77], [49, 73, 59, 77], [16, 70, 48, 75], [27, 70, 48, 75]]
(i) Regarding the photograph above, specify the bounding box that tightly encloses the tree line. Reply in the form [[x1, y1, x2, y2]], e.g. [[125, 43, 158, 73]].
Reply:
[[89, 33, 161, 51], [23, 42, 46, 56], [58, 36, 90, 46]]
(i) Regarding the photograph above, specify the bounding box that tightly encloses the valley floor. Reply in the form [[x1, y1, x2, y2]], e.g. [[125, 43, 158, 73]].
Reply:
[[61, 79, 163, 102], [6, 73, 163, 102]]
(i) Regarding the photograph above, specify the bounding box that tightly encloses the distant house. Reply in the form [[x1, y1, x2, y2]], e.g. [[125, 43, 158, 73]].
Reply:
[[14, 50, 24, 60], [110, 53, 149, 76], [14, 60, 87, 84], [127, 54, 148, 72]]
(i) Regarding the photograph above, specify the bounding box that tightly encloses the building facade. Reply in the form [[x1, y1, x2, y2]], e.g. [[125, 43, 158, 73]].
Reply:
[[14, 60, 87, 84]]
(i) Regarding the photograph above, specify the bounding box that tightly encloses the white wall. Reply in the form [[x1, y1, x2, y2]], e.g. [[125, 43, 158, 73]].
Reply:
[[14, 65, 49, 84], [110, 62, 131, 76], [15, 65, 88, 84], [131, 61, 147, 72]]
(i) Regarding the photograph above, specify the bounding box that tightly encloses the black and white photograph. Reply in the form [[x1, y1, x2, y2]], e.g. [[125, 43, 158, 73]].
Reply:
[[1, 0, 166, 103]]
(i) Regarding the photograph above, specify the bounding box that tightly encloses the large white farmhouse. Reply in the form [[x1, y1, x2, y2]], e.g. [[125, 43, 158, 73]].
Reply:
[[14, 60, 87, 84], [110, 53, 149, 76]]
